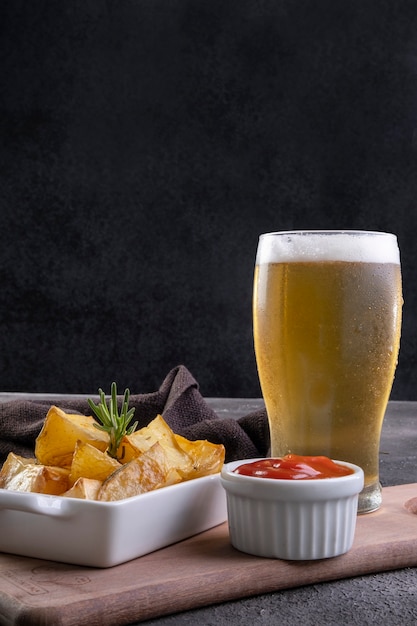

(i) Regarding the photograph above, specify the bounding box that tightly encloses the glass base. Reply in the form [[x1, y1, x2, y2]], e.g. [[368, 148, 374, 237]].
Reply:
[[358, 481, 382, 514]]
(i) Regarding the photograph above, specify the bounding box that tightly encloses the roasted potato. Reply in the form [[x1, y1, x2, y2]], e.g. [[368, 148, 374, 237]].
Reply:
[[119, 414, 194, 475], [0, 452, 70, 495], [35, 406, 109, 468], [62, 477, 103, 500], [69, 440, 121, 486], [98, 442, 179, 501], [174, 435, 225, 480]]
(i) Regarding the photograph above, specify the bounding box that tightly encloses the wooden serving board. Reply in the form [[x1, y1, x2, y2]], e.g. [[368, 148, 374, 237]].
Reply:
[[1, 483, 417, 626]]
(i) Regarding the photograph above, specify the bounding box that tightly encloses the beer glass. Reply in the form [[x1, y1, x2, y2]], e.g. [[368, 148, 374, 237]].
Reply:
[[253, 231, 402, 513]]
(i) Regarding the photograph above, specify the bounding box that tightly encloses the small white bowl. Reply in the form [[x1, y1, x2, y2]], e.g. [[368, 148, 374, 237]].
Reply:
[[221, 458, 364, 560]]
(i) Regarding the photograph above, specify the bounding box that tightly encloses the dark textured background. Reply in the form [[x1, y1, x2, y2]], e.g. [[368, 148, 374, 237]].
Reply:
[[1, 0, 416, 398]]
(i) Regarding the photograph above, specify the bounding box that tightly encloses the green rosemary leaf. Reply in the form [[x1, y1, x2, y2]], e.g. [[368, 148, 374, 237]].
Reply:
[[87, 383, 137, 459]]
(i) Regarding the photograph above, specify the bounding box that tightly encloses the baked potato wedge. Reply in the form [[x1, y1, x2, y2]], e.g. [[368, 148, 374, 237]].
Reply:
[[118, 414, 194, 475], [0, 452, 70, 495], [62, 477, 103, 500], [98, 442, 180, 501], [174, 435, 225, 480], [69, 440, 121, 486], [35, 406, 109, 468]]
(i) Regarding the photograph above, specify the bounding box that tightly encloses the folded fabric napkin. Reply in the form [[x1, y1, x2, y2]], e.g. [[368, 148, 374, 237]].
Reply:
[[0, 365, 270, 465]]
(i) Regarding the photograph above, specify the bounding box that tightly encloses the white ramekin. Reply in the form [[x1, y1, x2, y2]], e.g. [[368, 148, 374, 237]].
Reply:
[[220, 458, 364, 560]]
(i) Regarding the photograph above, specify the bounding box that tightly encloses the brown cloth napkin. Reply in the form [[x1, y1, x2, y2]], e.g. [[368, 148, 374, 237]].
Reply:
[[0, 365, 270, 465]]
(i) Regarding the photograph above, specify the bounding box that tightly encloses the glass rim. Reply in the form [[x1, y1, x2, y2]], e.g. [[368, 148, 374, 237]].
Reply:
[[259, 230, 397, 239]]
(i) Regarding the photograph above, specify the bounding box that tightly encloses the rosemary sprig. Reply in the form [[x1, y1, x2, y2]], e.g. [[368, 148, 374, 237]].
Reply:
[[88, 382, 138, 459]]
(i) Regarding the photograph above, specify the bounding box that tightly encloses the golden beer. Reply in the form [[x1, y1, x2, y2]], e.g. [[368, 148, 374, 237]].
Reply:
[[253, 231, 402, 513]]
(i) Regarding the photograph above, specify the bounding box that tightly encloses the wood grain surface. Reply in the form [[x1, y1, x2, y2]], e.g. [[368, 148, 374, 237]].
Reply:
[[1, 482, 417, 626]]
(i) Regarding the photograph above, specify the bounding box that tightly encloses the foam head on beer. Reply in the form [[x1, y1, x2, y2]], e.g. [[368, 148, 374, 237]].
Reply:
[[256, 231, 401, 266]]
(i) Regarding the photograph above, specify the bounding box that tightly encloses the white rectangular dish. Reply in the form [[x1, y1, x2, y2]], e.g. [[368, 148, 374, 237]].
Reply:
[[0, 473, 227, 568]]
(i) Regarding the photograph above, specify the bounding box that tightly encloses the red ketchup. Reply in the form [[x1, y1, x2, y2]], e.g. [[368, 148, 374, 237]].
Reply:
[[233, 454, 354, 480]]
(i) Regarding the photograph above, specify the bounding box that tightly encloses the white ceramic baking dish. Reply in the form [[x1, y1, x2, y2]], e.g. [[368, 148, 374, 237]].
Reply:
[[0, 472, 227, 568]]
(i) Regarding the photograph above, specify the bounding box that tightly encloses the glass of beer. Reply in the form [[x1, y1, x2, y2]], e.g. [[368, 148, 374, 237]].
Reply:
[[253, 231, 402, 514]]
